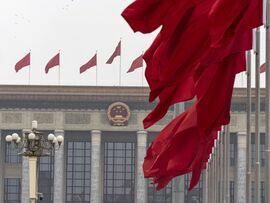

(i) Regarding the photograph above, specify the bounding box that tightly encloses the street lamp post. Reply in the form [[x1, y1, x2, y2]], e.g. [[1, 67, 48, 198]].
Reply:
[[5, 120, 63, 203]]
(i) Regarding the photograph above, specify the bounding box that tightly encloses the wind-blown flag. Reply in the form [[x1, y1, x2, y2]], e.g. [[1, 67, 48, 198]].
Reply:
[[15, 52, 30, 72], [127, 54, 143, 73], [106, 41, 121, 64], [45, 53, 60, 74], [122, 0, 263, 190], [80, 53, 97, 74], [260, 63, 266, 73]]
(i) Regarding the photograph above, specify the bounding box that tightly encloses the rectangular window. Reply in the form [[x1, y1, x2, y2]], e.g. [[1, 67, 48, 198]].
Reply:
[[251, 133, 265, 167], [261, 181, 265, 203], [3, 130, 22, 163], [184, 173, 203, 203], [230, 133, 237, 166], [66, 141, 91, 203], [4, 178, 21, 203], [260, 134, 265, 167], [103, 141, 136, 203], [37, 154, 54, 203], [251, 181, 255, 203], [147, 135, 172, 203], [230, 181, 234, 203]]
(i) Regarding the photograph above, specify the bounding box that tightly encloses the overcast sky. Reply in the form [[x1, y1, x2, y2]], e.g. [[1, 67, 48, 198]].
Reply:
[[0, 0, 266, 87]]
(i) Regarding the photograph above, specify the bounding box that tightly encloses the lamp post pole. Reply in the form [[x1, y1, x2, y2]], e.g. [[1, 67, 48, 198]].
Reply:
[[5, 120, 64, 203]]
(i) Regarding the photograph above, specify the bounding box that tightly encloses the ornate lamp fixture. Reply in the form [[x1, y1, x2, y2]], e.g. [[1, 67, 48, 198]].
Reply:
[[5, 120, 63, 203]]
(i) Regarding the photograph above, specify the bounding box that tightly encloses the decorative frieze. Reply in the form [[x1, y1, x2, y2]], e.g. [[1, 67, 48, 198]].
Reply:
[[2, 112, 22, 124], [64, 112, 90, 124], [33, 113, 54, 124]]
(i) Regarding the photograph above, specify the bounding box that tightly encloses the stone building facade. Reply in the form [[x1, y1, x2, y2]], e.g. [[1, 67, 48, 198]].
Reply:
[[0, 85, 266, 203]]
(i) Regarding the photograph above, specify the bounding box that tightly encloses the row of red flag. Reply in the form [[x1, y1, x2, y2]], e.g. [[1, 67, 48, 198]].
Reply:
[[14, 41, 143, 74], [122, 0, 263, 190]]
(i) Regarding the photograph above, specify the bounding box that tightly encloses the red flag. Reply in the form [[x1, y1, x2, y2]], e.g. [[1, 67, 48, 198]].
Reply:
[[15, 52, 30, 72], [106, 41, 121, 64], [45, 53, 60, 74], [80, 54, 97, 74], [122, 0, 262, 190], [127, 54, 143, 73], [260, 63, 266, 73]]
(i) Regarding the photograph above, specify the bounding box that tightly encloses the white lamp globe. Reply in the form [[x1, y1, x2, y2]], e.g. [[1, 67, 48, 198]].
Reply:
[[5, 135, 12, 142], [52, 137, 57, 144], [12, 133, 19, 141], [47, 134, 55, 141], [16, 137, 21, 143], [56, 135, 64, 143], [28, 133, 36, 140]]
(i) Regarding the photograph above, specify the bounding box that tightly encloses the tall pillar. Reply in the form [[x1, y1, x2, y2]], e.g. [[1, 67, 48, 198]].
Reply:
[[202, 170, 208, 203], [53, 130, 64, 203], [22, 156, 30, 203], [22, 129, 30, 203], [91, 130, 102, 203], [136, 130, 147, 203], [172, 176, 185, 203], [172, 102, 185, 203], [236, 132, 246, 203], [0, 130, 4, 203]]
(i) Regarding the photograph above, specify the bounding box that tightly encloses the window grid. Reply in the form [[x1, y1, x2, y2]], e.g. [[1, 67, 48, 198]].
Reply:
[[251, 133, 265, 167], [4, 178, 21, 203], [261, 181, 265, 203], [230, 133, 237, 166], [103, 142, 135, 203], [146, 141, 172, 203], [230, 181, 234, 203], [4, 130, 22, 164], [184, 173, 203, 203], [66, 141, 91, 203], [37, 153, 54, 203], [147, 180, 172, 203]]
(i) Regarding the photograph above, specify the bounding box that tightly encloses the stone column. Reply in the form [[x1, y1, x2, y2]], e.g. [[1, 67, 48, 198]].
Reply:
[[91, 130, 102, 203], [202, 170, 208, 203], [53, 130, 64, 203], [22, 156, 30, 203], [22, 129, 30, 203], [172, 103, 185, 203], [172, 177, 185, 203], [136, 130, 147, 203], [236, 132, 246, 203], [0, 130, 4, 203]]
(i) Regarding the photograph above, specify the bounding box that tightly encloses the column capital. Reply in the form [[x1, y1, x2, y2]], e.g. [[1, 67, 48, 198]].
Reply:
[[54, 129, 64, 135], [91, 129, 101, 135], [137, 130, 147, 135]]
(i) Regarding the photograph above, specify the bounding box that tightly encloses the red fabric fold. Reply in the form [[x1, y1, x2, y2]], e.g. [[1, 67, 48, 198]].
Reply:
[[15, 52, 30, 72], [122, 0, 263, 190]]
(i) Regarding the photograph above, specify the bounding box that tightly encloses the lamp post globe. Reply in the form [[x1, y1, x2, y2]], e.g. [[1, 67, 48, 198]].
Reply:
[[5, 135, 12, 142]]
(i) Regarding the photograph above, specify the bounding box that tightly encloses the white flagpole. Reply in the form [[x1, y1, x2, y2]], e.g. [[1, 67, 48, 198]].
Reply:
[[96, 51, 98, 86], [58, 50, 60, 85], [119, 38, 122, 86], [28, 50, 31, 85], [246, 50, 252, 203], [265, 0, 270, 201], [141, 52, 144, 87], [255, 27, 261, 203]]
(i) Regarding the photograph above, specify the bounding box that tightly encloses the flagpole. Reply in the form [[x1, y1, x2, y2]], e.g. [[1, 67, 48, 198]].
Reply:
[[265, 0, 270, 200], [141, 51, 144, 87], [254, 27, 261, 203], [246, 50, 252, 203], [28, 50, 31, 85], [119, 38, 122, 86], [58, 50, 60, 85], [96, 50, 98, 86]]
